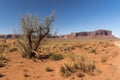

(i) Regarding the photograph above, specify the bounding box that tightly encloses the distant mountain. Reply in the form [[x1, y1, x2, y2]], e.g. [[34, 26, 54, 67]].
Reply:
[[61, 29, 117, 39]]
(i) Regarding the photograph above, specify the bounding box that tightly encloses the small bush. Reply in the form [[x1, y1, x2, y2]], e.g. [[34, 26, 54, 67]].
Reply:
[[0, 43, 9, 53], [24, 73, 30, 77], [101, 56, 108, 62], [0, 73, 5, 78], [103, 42, 109, 48], [60, 54, 96, 77], [45, 67, 54, 72], [0, 53, 8, 68], [38, 53, 52, 60], [9, 47, 17, 52], [89, 49, 96, 53], [60, 64, 72, 77], [78, 44, 83, 48], [0, 62, 5, 68], [49, 53, 64, 61], [77, 72, 84, 78], [0, 54, 7, 61], [0, 44, 9, 48]]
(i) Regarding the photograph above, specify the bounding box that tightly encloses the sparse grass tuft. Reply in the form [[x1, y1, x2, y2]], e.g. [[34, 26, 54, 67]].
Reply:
[[0, 53, 8, 68], [0, 54, 7, 61], [103, 42, 109, 48], [89, 48, 96, 54], [60, 64, 72, 77], [49, 53, 64, 61], [9, 47, 17, 52], [60, 54, 96, 77], [101, 56, 108, 62]]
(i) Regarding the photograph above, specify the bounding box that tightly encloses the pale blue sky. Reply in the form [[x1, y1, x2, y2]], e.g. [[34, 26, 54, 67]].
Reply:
[[0, 0, 120, 37]]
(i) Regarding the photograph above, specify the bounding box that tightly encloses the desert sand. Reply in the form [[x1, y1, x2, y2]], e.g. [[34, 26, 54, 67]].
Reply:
[[0, 39, 120, 80]]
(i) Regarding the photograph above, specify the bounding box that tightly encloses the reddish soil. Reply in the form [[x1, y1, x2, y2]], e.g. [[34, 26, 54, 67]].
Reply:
[[111, 41, 120, 80], [0, 40, 120, 80]]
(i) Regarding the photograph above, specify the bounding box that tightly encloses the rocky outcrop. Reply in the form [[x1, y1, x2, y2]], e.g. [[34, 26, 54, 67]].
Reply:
[[62, 29, 115, 39]]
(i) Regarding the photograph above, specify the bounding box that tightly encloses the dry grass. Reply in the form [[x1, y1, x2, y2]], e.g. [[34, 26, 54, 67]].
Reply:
[[49, 52, 64, 61], [60, 54, 96, 77], [24, 73, 30, 77], [45, 67, 54, 72], [101, 56, 108, 62], [0, 39, 119, 79], [0, 52, 8, 68]]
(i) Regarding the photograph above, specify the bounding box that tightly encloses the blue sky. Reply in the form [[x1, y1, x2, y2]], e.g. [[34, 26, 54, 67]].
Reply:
[[0, 0, 120, 38]]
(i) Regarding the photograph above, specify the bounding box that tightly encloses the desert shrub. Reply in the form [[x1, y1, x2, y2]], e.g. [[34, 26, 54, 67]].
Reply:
[[101, 56, 108, 62], [71, 55, 96, 74], [103, 42, 109, 48], [60, 64, 72, 77], [89, 48, 96, 54], [38, 53, 52, 60], [0, 43, 9, 48], [24, 73, 30, 77], [77, 72, 84, 78], [45, 67, 54, 72], [49, 53, 64, 61], [78, 44, 83, 48], [0, 42, 9, 53], [0, 61, 5, 68], [0, 54, 7, 61], [60, 54, 96, 77], [0, 53, 8, 68], [9, 47, 18, 52], [16, 12, 54, 59]]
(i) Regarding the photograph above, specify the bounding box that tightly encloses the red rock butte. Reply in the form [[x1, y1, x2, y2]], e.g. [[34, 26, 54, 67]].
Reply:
[[61, 29, 116, 39]]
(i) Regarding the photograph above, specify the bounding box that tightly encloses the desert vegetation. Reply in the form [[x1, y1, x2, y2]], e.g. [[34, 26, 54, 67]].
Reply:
[[0, 38, 119, 80], [16, 12, 54, 59], [0, 12, 119, 80], [60, 54, 96, 77]]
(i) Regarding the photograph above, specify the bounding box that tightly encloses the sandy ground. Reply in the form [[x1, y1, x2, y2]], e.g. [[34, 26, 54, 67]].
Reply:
[[0, 40, 120, 80], [111, 41, 120, 80]]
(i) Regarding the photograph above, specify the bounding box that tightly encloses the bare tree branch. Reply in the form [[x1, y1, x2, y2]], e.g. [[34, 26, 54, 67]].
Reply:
[[16, 12, 55, 58]]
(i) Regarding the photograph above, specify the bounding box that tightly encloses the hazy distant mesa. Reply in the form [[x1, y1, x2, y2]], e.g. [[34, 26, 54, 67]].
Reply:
[[60, 29, 115, 39], [0, 29, 116, 39]]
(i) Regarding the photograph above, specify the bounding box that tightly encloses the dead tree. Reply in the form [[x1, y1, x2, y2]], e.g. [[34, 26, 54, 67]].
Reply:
[[17, 12, 54, 59]]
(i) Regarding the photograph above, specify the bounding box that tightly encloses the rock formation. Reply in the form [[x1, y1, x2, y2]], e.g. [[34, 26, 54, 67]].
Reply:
[[62, 29, 115, 39], [0, 29, 116, 39]]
